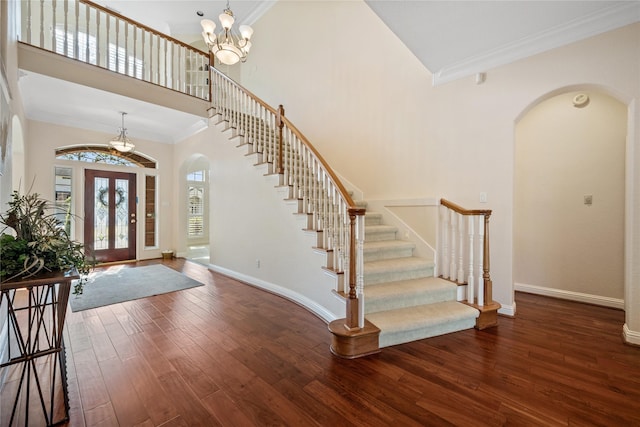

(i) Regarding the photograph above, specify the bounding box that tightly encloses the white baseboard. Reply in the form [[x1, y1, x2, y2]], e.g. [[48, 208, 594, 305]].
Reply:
[[514, 282, 624, 310], [498, 302, 516, 317], [623, 324, 640, 346], [208, 263, 340, 324]]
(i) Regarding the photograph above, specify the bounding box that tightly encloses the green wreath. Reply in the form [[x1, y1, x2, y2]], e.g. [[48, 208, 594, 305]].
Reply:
[[98, 187, 126, 208]]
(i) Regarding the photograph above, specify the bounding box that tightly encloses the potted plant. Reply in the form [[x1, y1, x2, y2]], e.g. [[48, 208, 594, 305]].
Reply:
[[0, 190, 92, 294]]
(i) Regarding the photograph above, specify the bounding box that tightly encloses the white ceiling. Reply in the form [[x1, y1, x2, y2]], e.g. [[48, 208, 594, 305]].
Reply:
[[365, 0, 640, 84], [19, 0, 640, 145]]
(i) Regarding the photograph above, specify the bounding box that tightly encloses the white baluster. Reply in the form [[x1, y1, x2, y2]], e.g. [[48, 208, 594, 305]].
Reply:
[[356, 212, 365, 328], [441, 206, 450, 279], [449, 210, 457, 282], [63, 0, 68, 57], [477, 216, 485, 306], [93, 7, 99, 67], [39, 0, 45, 47], [140, 24, 145, 79], [457, 212, 465, 283], [73, 2, 79, 61], [133, 25, 138, 79], [25, 0, 32, 44], [467, 215, 475, 304]]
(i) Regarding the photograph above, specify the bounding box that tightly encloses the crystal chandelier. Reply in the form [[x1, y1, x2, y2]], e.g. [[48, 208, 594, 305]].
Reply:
[[109, 112, 135, 153], [200, 0, 253, 66]]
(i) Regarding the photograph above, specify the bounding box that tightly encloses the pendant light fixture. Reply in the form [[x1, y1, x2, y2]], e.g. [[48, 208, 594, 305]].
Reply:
[[200, 0, 253, 66], [109, 112, 135, 153]]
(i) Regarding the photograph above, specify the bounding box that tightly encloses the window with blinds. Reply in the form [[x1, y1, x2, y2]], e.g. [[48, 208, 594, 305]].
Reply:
[[54, 28, 143, 79], [188, 185, 204, 238]]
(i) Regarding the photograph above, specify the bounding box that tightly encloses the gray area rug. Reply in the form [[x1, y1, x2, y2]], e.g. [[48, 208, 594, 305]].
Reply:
[[69, 264, 204, 312]]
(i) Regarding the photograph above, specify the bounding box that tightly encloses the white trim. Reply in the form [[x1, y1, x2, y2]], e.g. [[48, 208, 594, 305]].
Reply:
[[498, 302, 516, 317], [514, 282, 624, 310], [208, 263, 339, 324], [242, 1, 277, 27], [433, 2, 640, 85], [623, 324, 640, 346]]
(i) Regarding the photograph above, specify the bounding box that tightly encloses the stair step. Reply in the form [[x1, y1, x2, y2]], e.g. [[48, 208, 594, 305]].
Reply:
[[366, 301, 479, 348], [365, 212, 383, 225], [365, 277, 456, 314], [363, 240, 415, 262], [364, 257, 434, 285], [364, 224, 397, 242]]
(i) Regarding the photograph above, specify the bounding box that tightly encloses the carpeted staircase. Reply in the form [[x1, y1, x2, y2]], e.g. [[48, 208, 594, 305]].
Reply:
[[359, 201, 479, 348], [211, 106, 479, 352]]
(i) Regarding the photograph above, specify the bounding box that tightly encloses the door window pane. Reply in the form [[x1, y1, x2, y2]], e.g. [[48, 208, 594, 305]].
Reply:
[[94, 177, 109, 250], [114, 179, 129, 249], [145, 176, 156, 247]]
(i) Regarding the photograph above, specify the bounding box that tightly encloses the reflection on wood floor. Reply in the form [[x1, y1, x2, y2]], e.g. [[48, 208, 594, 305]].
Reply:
[[8, 258, 637, 426]]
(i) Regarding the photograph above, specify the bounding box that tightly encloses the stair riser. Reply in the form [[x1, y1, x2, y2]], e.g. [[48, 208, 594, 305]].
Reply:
[[364, 266, 434, 285], [365, 288, 456, 314], [365, 215, 383, 226], [365, 230, 397, 242], [363, 247, 414, 262], [378, 317, 477, 348]]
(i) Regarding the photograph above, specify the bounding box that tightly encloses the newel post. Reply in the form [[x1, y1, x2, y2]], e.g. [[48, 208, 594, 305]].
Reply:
[[473, 211, 500, 330], [328, 206, 379, 359], [483, 213, 493, 305], [276, 105, 285, 175], [345, 207, 364, 330]]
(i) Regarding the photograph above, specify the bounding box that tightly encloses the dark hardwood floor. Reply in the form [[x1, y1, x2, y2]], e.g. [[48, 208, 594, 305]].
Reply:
[[24, 259, 640, 426]]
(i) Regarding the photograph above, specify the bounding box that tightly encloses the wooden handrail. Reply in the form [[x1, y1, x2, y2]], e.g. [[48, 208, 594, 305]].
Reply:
[[441, 198, 491, 216], [211, 69, 358, 211]]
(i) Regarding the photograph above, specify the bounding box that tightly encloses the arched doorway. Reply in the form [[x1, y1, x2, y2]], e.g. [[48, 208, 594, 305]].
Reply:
[[514, 89, 627, 307], [54, 146, 158, 262]]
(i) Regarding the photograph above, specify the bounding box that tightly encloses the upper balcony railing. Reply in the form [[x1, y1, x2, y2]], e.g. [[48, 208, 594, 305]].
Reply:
[[20, 0, 211, 100]]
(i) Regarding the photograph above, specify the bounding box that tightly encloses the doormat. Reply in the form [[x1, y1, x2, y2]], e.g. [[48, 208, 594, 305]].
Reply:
[[69, 264, 204, 312]]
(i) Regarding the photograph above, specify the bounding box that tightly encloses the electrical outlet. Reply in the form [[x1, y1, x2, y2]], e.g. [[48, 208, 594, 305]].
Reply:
[[584, 195, 593, 206], [480, 192, 488, 203], [256, 259, 261, 268]]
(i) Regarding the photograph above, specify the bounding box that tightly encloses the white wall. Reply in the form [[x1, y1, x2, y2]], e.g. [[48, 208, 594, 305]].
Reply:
[[514, 91, 626, 304], [428, 24, 639, 330], [175, 121, 345, 321], [240, 1, 640, 340], [242, 1, 436, 200]]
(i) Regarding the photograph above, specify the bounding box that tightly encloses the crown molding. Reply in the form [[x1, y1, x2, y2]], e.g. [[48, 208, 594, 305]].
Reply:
[[243, 0, 277, 26], [433, 2, 640, 86]]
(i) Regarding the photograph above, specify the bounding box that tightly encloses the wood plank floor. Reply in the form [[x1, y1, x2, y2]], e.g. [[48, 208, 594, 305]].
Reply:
[[36, 259, 640, 425]]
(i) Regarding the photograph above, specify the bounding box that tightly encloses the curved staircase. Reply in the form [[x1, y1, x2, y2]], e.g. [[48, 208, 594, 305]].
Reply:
[[206, 70, 496, 358]]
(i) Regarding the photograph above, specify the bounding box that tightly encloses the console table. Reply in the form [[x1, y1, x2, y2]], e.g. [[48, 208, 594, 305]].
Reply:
[[0, 269, 78, 426]]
